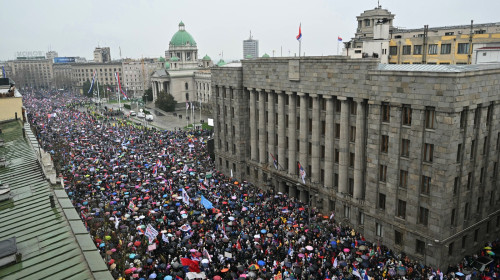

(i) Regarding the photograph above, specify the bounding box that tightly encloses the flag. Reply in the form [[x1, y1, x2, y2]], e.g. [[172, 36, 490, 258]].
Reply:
[[115, 72, 128, 99], [145, 224, 158, 244], [179, 224, 192, 232], [186, 101, 190, 110], [298, 161, 306, 184], [333, 257, 338, 268], [236, 239, 242, 250], [353, 267, 361, 278], [364, 271, 369, 280], [203, 248, 212, 262], [182, 188, 190, 205], [200, 195, 213, 209], [1, 66, 5, 78], [338, 36, 343, 42], [296, 23, 302, 40], [180, 258, 201, 273], [175, 276, 183, 280], [88, 70, 97, 94], [270, 153, 278, 170], [128, 201, 136, 210], [162, 232, 169, 243]]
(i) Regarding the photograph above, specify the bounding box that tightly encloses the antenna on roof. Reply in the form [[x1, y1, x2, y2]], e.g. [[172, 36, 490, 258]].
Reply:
[[250, 30, 252, 40], [378, 0, 381, 8]]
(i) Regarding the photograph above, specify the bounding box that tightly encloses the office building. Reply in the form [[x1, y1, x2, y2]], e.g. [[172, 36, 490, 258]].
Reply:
[[93, 47, 111, 63], [243, 32, 259, 59], [211, 56, 500, 268]]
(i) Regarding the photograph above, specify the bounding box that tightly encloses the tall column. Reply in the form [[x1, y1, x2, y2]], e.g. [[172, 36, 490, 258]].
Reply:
[[287, 92, 297, 175], [249, 89, 258, 161], [299, 93, 308, 177], [338, 97, 349, 194], [268, 92, 276, 167], [311, 94, 321, 183], [324, 96, 334, 188], [278, 92, 286, 171], [259, 90, 267, 163], [353, 99, 365, 200]]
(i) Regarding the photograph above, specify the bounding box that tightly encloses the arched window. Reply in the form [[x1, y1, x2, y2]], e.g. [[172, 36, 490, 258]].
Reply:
[[185, 93, 189, 101], [185, 82, 188, 90]]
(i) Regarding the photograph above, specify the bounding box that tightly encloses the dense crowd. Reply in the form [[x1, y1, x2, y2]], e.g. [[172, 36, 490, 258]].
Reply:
[[23, 90, 499, 280]]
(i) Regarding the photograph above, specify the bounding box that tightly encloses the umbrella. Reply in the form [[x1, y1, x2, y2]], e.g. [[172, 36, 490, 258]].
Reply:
[[149, 272, 157, 279], [484, 246, 492, 250], [248, 264, 260, 270], [257, 260, 265, 266], [343, 248, 350, 253], [359, 245, 367, 251], [306, 245, 314, 251], [456, 272, 464, 277]]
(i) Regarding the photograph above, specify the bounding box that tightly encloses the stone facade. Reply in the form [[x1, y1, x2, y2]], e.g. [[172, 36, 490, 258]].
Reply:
[[211, 56, 500, 268]]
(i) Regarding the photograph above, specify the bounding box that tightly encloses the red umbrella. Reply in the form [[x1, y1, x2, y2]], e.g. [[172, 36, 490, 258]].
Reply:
[[134, 241, 141, 246]]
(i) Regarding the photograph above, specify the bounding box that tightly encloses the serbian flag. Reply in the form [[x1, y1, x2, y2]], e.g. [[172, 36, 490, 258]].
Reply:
[[115, 72, 128, 99], [298, 161, 306, 184], [88, 70, 97, 94], [186, 101, 190, 110], [270, 153, 278, 170], [180, 258, 200, 273], [296, 23, 302, 40], [338, 36, 343, 42]]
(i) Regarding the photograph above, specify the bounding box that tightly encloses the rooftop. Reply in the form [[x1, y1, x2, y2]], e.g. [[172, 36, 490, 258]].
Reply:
[[0, 120, 111, 279], [377, 63, 500, 72]]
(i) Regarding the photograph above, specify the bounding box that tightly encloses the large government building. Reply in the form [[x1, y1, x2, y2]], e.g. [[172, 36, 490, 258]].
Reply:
[[211, 56, 500, 267]]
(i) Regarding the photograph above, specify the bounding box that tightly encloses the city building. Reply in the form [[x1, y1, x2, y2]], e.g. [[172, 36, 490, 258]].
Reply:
[[151, 22, 213, 107], [243, 32, 259, 59], [122, 58, 163, 98], [71, 62, 123, 95], [345, 5, 500, 64], [211, 56, 500, 268], [93, 47, 111, 63], [194, 69, 212, 112], [0, 77, 22, 122], [7, 57, 53, 89], [45, 50, 58, 61], [52, 63, 73, 89]]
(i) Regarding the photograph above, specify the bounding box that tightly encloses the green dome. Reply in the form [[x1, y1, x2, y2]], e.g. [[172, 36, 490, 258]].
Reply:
[[159, 56, 166, 62], [245, 55, 253, 59], [217, 59, 226, 67], [170, 22, 197, 47], [170, 56, 179, 62], [202, 54, 211, 61], [262, 53, 270, 58], [165, 61, 170, 69]]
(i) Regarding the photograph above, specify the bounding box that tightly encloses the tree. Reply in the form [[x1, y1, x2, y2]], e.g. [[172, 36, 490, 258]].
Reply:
[[143, 87, 153, 102], [155, 90, 177, 112]]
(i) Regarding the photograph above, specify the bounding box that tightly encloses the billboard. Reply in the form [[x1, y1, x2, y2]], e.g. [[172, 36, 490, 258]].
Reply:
[[53, 57, 76, 63]]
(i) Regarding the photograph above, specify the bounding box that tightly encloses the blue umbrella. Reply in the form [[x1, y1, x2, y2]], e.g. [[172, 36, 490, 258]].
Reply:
[[129, 253, 136, 259], [258, 260, 265, 266], [261, 229, 267, 234]]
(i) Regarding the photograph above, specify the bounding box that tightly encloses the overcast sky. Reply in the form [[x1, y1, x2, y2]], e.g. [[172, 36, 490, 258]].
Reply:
[[1, 0, 499, 62]]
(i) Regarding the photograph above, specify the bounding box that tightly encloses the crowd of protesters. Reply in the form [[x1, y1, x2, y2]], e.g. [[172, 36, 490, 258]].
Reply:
[[23, 90, 499, 280]]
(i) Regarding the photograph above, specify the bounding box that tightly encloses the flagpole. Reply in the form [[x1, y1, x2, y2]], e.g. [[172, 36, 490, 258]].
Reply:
[[337, 40, 339, 55], [299, 40, 301, 58], [186, 101, 188, 128]]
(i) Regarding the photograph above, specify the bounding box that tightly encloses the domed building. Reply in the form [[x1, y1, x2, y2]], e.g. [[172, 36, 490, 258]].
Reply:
[[151, 21, 213, 110]]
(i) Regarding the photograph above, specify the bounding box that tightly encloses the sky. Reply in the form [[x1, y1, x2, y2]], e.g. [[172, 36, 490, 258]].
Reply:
[[1, 0, 500, 62]]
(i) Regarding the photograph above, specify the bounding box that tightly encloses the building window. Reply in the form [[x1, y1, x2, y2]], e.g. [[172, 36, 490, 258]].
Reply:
[[335, 149, 339, 163], [358, 211, 364, 225], [348, 178, 354, 195], [381, 135, 389, 153], [448, 242, 454, 256], [336, 100, 341, 113], [379, 165, 387, 182], [335, 124, 340, 139], [397, 199, 406, 219], [483, 137, 488, 155], [344, 205, 350, 218], [467, 172, 472, 189], [402, 105, 412, 126], [441, 44, 452, 54], [350, 101, 357, 115], [413, 45, 422, 55], [474, 228, 479, 243], [378, 193, 386, 210], [400, 170, 408, 188], [477, 197, 482, 213], [364, 19, 370, 27], [418, 207, 429, 226], [471, 140, 475, 160], [416, 239, 425, 255], [425, 107, 435, 129], [401, 139, 410, 158], [464, 203, 470, 220], [457, 43, 470, 54], [349, 126, 356, 142], [457, 144, 462, 162], [423, 143, 434, 163], [395, 230, 403, 245], [376, 222, 383, 237], [451, 208, 456, 226], [421, 175, 431, 195], [428, 44, 438, 55], [389, 46, 398, 55], [402, 45, 411, 55], [381, 102, 390, 122], [462, 235, 467, 249], [349, 153, 355, 167]]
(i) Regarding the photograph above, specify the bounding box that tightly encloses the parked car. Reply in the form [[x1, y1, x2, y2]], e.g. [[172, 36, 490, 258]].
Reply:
[[129, 110, 137, 116], [137, 112, 145, 118], [145, 114, 154, 121]]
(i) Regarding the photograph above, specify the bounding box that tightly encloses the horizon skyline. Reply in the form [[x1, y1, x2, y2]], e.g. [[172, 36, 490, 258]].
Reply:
[[1, 0, 500, 62]]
